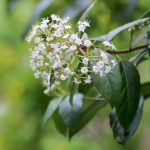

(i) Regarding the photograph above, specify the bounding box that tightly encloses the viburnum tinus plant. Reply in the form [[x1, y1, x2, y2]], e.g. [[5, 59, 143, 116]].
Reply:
[[26, 5, 150, 145]]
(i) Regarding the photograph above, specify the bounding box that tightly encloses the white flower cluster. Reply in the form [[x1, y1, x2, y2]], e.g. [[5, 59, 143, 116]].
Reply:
[[26, 14, 117, 94]]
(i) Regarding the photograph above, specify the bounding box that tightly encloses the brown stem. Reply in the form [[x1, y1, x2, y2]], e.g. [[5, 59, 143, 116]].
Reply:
[[106, 44, 149, 54]]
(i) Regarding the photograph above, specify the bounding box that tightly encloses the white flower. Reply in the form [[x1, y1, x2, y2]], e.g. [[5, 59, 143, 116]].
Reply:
[[75, 38, 82, 45], [63, 34, 70, 39], [74, 77, 81, 84], [46, 36, 53, 41], [84, 40, 92, 47], [64, 25, 71, 29], [51, 14, 61, 21], [82, 57, 89, 65], [69, 45, 77, 51], [60, 74, 67, 80], [78, 21, 90, 32], [34, 71, 41, 79], [105, 66, 112, 73], [102, 41, 116, 50], [93, 65, 99, 73], [85, 75, 92, 84], [81, 67, 88, 74], [34, 37, 42, 44], [97, 61, 104, 69], [60, 45, 68, 50], [64, 67, 71, 75]]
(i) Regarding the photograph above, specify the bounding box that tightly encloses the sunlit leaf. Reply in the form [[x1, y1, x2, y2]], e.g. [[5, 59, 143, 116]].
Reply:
[[42, 97, 63, 125], [92, 18, 150, 41], [59, 93, 84, 126], [79, 0, 97, 20]]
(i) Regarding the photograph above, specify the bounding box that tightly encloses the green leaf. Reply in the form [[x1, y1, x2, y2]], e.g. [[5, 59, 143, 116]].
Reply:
[[21, 0, 54, 39], [140, 9, 150, 18], [92, 18, 150, 42], [93, 60, 141, 129], [141, 82, 150, 99], [42, 97, 63, 125], [59, 93, 84, 126], [79, 0, 97, 20], [69, 100, 107, 139], [53, 109, 68, 136], [116, 61, 140, 129], [63, 0, 90, 19], [92, 59, 122, 106], [109, 95, 144, 145]]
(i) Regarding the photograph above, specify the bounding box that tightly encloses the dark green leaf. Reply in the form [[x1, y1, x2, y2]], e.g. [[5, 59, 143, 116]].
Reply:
[[141, 82, 150, 99], [92, 59, 122, 106], [79, 0, 97, 20], [109, 95, 144, 145], [92, 18, 150, 42], [59, 93, 84, 126], [116, 61, 140, 129], [42, 97, 63, 125], [53, 109, 68, 136], [21, 0, 54, 39], [69, 100, 107, 139]]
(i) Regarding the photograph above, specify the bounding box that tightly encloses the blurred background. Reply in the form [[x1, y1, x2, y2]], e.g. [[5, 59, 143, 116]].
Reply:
[[0, 0, 150, 150]]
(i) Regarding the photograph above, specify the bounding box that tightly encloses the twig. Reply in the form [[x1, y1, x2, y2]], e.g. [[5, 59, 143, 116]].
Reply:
[[106, 44, 149, 54]]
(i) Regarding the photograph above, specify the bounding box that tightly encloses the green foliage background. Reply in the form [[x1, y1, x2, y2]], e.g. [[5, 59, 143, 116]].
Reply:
[[0, 0, 150, 149]]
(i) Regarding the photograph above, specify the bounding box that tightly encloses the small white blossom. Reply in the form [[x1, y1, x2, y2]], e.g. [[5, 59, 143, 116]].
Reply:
[[93, 65, 99, 74], [84, 40, 92, 47], [60, 74, 67, 80], [81, 67, 88, 74], [82, 57, 89, 65], [97, 61, 104, 69], [85, 75, 92, 84], [74, 77, 81, 84], [69, 45, 77, 51]]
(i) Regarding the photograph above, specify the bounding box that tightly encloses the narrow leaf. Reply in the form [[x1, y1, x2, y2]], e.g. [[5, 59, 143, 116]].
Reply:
[[79, 0, 97, 20], [92, 18, 150, 42]]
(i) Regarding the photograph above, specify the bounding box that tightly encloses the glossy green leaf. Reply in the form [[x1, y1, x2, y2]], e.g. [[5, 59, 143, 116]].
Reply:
[[59, 93, 84, 126], [42, 97, 63, 125], [21, 0, 54, 39], [116, 61, 140, 129], [69, 100, 107, 139], [109, 95, 144, 145], [79, 0, 97, 20], [92, 18, 150, 41], [53, 109, 68, 136], [93, 60, 122, 106]]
